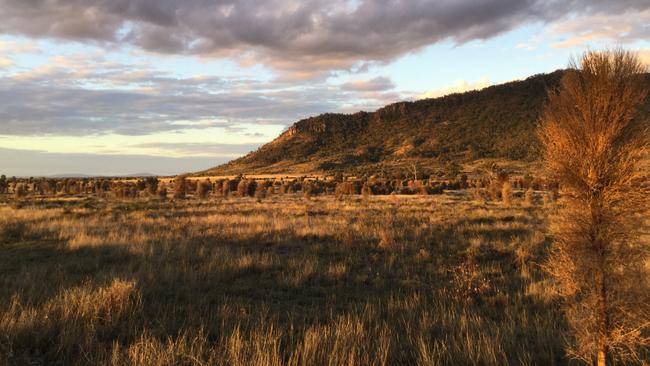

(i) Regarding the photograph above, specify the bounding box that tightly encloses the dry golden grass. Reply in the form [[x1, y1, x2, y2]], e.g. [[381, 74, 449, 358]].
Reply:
[[0, 192, 623, 365]]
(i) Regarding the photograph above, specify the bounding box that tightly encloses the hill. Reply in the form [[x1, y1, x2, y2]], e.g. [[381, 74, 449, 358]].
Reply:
[[205, 70, 650, 178]]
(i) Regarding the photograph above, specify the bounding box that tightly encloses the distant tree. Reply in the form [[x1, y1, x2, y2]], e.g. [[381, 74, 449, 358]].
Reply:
[[213, 180, 223, 196], [255, 184, 267, 201], [13, 182, 27, 198], [222, 179, 231, 197], [524, 187, 535, 207], [487, 180, 501, 201], [157, 184, 167, 200], [246, 180, 257, 197], [361, 183, 372, 197], [302, 181, 314, 199], [459, 174, 469, 189], [539, 50, 650, 365], [196, 180, 211, 199], [0, 174, 7, 194], [136, 179, 146, 192], [236, 179, 247, 197], [173, 175, 187, 199], [501, 180, 512, 207], [145, 177, 159, 196]]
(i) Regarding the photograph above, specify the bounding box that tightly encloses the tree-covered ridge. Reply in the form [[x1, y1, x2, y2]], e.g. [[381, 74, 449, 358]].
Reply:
[[207, 70, 649, 175]]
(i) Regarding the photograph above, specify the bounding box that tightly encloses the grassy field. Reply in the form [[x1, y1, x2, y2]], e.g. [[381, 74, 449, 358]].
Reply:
[[0, 192, 572, 365]]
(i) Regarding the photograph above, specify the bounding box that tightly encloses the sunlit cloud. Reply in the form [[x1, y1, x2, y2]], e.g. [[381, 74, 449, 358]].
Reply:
[[417, 77, 492, 100], [548, 9, 650, 49], [0, 57, 13, 68]]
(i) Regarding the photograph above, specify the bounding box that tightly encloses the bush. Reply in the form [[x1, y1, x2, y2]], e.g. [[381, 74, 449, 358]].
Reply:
[[524, 187, 534, 207], [157, 185, 168, 200], [255, 185, 267, 201], [236, 179, 248, 197], [501, 181, 512, 207], [196, 180, 211, 199], [145, 177, 159, 196], [361, 183, 372, 197], [173, 175, 187, 199], [14, 183, 27, 198], [222, 179, 231, 197]]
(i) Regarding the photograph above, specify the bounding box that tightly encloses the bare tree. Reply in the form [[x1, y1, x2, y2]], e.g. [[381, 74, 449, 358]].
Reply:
[[539, 50, 650, 365]]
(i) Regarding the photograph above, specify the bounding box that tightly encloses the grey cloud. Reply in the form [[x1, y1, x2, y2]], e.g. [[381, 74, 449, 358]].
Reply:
[[1, 1, 649, 77], [0, 71, 347, 136], [0, 61, 400, 136]]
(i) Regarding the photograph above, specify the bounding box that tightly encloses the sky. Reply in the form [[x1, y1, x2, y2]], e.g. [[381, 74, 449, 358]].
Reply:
[[1, 0, 649, 177]]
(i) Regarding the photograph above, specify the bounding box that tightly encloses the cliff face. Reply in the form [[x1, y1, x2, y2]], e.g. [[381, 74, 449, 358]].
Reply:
[[203, 70, 650, 176]]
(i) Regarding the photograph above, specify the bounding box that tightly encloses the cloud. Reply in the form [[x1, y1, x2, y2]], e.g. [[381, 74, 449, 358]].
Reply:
[[548, 9, 650, 49], [0, 57, 13, 68], [417, 77, 492, 100], [1, 1, 649, 78], [341, 77, 395, 92], [0, 53, 402, 136], [0, 39, 40, 53]]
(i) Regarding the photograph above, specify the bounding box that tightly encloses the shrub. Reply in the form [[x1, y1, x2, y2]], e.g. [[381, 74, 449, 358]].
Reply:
[[222, 179, 231, 197], [487, 180, 502, 201], [246, 180, 257, 197], [196, 180, 211, 199], [173, 175, 187, 199], [145, 177, 159, 196], [501, 181, 512, 207], [236, 179, 248, 197], [14, 183, 27, 198], [361, 183, 372, 197], [213, 180, 223, 196], [157, 185, 167, 200], [255, 185, 267, 201], [524, 187, 534, 207]]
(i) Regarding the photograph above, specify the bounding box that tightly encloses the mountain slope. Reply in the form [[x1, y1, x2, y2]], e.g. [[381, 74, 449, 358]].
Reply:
[[205, 70, 650, 177]]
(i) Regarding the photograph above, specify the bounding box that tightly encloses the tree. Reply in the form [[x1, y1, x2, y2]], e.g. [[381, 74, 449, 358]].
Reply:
[[145, 177, 159, 196], [173, 175, 187, 199], [0, 174, 7, 194], [500, 180, 512, 207], [157, 184, 167, 200], [539, 50, 650, 365]]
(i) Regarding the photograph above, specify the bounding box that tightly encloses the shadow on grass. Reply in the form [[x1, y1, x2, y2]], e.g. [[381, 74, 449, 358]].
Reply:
[[0, 202, 568, 365]]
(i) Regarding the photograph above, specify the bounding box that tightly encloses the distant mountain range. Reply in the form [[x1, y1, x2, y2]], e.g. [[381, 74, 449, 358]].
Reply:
[[204, 70, 650, 177]]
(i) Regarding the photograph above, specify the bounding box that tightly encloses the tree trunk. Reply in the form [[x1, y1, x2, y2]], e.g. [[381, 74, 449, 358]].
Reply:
[[597, 346, 607, 366]]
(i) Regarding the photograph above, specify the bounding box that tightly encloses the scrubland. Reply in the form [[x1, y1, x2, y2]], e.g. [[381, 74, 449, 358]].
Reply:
[[0, 192, 599, 365]]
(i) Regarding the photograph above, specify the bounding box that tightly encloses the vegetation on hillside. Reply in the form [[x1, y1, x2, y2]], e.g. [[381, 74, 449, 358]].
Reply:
[[207, 70, 650, 177]]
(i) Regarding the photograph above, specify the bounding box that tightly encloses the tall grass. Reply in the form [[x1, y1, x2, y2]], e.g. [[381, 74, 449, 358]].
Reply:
[[0, 194, 571, 365]]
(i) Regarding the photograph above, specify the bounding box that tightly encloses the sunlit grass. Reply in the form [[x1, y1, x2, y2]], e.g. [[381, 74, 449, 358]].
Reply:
[[0, 193, 568, 365]]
